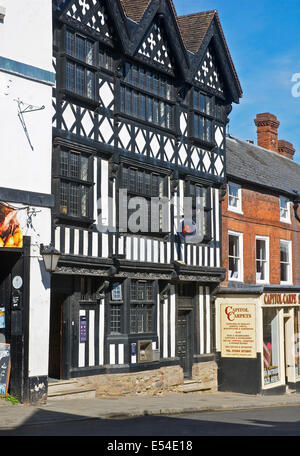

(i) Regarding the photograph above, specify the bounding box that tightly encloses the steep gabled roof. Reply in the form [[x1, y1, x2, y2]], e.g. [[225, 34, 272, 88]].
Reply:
[[177, 10, 216, 54], [227, 135, 300, 197], [120, 0, 151, 23]]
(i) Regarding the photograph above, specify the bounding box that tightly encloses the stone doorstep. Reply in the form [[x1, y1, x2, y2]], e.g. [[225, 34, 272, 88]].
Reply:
[[47, 379, 96, 401]]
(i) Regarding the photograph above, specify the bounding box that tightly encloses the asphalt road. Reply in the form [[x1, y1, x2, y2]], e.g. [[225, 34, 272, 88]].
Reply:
[[1, 405, 300, 437]]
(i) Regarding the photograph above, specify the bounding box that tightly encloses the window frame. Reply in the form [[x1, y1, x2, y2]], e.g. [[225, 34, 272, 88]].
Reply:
[[118, 163, 170, 236], [108, 282, 124, 335], [54, 146, 94, 223], [62, 28, 98, 104], [192, 88, 215, 144], [255, 235, 270, 284], [279, 196, 291, 224], [280, 239, 293, 285], [184, 180, 212, 244], [120, 61, 175, 131], [228, 230, 244, 282], [129, 280, 156, 335], [228, 182, 243, 214]]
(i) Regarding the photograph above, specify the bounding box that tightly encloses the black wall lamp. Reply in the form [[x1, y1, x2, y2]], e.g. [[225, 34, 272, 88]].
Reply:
[[40, 244, 61, 272]]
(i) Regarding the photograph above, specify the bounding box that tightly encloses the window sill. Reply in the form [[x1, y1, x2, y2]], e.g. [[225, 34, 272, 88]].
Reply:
[[54, 213, 95, 227], [60, 89, 99, 109], [116, 112, 175, 137], [280, 218, 292, 225], [190, 136, 215, 151], [228, 207, 243, 215]]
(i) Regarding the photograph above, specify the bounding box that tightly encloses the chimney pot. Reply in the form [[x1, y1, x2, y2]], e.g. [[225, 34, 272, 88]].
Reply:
[[278, 140, 295, 160], [254, 113, 280, 152]]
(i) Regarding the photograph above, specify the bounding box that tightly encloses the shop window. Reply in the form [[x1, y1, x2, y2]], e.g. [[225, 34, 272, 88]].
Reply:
[[228, 182, 242, 213], [280, 196, 290, 223], [130, 280, 155, 334], [228, 231, 243, 281], [294, 309, 300, 377], [263, 307, 281, 385], [256, 236, 269, 283], [280, 240, 292, 284]]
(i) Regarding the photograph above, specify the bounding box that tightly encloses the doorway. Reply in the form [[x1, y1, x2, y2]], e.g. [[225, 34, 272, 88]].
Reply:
[[177, 310, 193, 378], [176, 283, 196, 379]]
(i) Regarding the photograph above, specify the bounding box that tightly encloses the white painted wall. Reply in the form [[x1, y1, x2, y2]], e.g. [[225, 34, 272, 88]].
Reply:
[[0, 1, 53, 382]]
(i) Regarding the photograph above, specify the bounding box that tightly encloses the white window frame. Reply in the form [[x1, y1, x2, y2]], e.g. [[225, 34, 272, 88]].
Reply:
[[255, 236, 270, 284], [228, 182, 243, 214], [228, 230, 244, 282], [279, 196, 291, 224], [280, 239, 293, 285]]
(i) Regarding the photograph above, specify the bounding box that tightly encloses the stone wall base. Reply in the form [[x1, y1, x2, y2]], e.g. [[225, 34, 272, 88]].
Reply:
[[77, 361, 218, 397], [192, 361, 218, 392]]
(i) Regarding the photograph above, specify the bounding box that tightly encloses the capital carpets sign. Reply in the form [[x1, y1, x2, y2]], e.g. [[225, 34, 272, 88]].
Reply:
[[221, 304, 256, 359], [0, 203, 23, 248]]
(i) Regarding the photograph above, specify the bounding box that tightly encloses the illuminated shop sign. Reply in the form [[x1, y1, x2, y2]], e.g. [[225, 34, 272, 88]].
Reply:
[[0, 203, 23, 248], [263, 293, 300, 305]]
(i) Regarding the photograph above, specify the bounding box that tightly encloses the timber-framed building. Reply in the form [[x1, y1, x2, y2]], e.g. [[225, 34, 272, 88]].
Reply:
[[50, 0, 242, 393]]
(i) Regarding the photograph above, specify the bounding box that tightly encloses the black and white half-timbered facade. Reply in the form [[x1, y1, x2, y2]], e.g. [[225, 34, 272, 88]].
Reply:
[[51, 0, 242, 391]]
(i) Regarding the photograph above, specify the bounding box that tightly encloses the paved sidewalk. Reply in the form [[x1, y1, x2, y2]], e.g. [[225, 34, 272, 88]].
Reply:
[[1, 390, 300, 430]]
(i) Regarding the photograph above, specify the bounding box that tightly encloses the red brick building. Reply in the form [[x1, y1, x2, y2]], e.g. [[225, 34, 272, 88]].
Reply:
[[215, 113, 300, 395]]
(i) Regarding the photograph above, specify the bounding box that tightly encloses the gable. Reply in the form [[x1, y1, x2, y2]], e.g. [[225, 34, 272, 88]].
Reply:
[[63, 0, 115, 41], [136, 20, 174, 71], [194, 45, 224, 94]]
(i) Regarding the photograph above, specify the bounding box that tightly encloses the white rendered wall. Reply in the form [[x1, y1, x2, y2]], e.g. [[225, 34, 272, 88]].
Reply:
[[0, 1, 54, 381]]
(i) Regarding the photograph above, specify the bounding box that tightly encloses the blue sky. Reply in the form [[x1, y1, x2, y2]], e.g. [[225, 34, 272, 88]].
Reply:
[[174, 0, 300, 161]]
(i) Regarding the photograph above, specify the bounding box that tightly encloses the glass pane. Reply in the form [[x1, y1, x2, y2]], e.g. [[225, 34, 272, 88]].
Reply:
[[140, 94, 146, 120], [146, 97, 153, 122], [60, 181, 68, 213], [194, 114, 199, 137], [80, 156, 89, 181], [81, 186, 89, 217], [125, 88, 131, 114], [86, 41, 93, 65], [70, 153, 79, 178], [110, 305, 121, 333], [75, 35, 85, 61], [280, 242, 289, 263], [86, 70, 95, 99], [66, 31, 73, 56], [206, 119, 212, 141], [75, 65, 85, 96], [60, 150, 69, 177], [160, 102, 165, 128], [199, 116, 205, 139], [263, 308, 280, 385], [200, 94, 206, 112], [229, 235, 239, 257], [153, 100, 159, 124], [70, 183, 79, 215], [66, 61, 75, 91], [229, 257, 239, 279], [256, 240, 266, 261], [133, 91, 138, 116]]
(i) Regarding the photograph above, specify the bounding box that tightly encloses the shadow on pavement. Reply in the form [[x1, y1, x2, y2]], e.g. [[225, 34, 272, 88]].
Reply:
[[0, 407, 300, 436]]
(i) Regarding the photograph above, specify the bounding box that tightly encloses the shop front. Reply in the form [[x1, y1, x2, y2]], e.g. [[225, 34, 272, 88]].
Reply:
[[216, 287, 300, 395]]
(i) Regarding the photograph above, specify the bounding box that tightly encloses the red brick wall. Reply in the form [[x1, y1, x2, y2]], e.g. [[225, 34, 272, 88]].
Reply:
[[222, 183, 300, 286]]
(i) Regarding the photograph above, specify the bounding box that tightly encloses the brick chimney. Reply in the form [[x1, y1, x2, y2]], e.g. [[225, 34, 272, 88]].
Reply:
[[278, 140, 295, 160], [254, 113, 280, 152]]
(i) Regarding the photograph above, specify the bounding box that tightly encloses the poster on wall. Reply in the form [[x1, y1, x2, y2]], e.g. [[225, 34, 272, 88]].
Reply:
[[0, 203, 23, 248], [0, 344, 11, 397], [221, 304, 257, 359]]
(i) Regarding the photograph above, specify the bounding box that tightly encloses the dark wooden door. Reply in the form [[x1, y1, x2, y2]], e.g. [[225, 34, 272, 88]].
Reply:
[[49, 292, 65, 379], [177, 310, 192, 378]]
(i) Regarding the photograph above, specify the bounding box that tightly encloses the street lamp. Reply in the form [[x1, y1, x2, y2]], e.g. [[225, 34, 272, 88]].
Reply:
[[40, 244, 61, 272]]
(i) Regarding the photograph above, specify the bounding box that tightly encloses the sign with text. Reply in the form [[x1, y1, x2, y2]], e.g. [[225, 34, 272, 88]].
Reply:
[[263, 293, 300, 305], [0, 344, 11, 397], [221, 304, 256, 359]]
